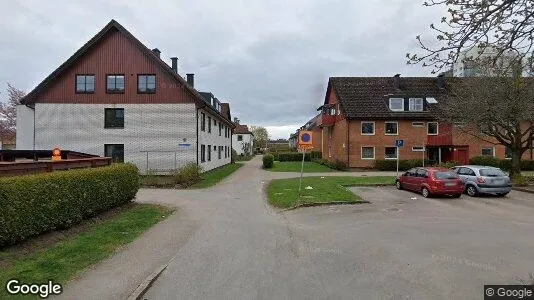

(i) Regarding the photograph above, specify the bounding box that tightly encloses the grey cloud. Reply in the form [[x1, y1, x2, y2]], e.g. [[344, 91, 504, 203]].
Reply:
[[0, 0, 446, 138]]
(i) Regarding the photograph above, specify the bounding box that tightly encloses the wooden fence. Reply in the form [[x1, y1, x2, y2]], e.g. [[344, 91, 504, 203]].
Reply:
[[0, 157, 112, 177]]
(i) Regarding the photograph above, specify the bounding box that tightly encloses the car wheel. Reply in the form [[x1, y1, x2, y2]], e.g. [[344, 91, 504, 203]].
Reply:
[[422, 188, 430, 198], [453, 194, 461, 198], [466, 185, 478, 197], [497, 192, 509, 197], [396, 180, 403, 190]]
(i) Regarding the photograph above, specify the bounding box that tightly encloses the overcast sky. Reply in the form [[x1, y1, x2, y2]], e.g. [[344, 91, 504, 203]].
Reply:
[[0, 0, 445, 139]]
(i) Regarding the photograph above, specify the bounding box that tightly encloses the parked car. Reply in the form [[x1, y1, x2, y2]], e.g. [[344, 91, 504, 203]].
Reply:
[[450, 165, 511, 197], [395, 167, 464, 198]]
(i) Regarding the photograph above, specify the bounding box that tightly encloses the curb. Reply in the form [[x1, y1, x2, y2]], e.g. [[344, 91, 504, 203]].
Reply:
[[281, 200, 371, 212], [126, 264, 168, 300], [512, 187, 534, 194]]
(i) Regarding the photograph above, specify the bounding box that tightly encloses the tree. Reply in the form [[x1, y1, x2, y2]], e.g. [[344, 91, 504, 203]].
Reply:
[[408, 0, 534, 177], [407, 0, 534, 74], [241, 142, 251, 156], [441, 75, 534, 176], [0, 84, 25, 145], [250, 126, 269, 150]]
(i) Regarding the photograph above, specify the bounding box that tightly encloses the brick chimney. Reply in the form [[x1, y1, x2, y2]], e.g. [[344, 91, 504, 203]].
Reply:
[[152, 48, 161, 58], [234, 117, 240, 124], [393, 74, 401, 90]]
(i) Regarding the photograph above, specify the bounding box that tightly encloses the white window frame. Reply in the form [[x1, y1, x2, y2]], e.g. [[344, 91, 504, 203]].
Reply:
[[481, 147, 495, 157], [361, 146, 375, 160], [427, 122, 439, 135], [408, 98, 424, 111], [412, 121, 424, 127], [361, 121, 375, 135], [389, 98, 404, 111], [384, 121, 399, 135], [384, 147, 398, 160], [412, 146, 425, 152]]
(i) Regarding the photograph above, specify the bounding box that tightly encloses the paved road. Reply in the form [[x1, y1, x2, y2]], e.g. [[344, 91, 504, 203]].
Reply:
[[142, 156, 534, 300], [56, 156, 534, 299]]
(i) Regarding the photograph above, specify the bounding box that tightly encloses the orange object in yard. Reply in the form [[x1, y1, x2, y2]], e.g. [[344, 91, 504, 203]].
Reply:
[[52, 148, 61, 161]]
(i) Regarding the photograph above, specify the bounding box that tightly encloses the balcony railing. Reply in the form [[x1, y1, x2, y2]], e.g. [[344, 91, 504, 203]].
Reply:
[[318, 114, 336, 127]]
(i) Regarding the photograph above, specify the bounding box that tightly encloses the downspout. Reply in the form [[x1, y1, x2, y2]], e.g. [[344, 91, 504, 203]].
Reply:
[[346, 119, 350, 167], [25, 104, 36, 152]]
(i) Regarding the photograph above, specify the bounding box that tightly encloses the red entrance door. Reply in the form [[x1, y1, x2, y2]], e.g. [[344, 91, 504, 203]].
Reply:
[[456, 148, 468, 164]]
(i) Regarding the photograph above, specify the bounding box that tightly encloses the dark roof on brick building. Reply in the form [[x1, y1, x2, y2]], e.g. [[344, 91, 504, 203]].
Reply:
[[234, 124, 253, 135], [325, 76, 448, 120]]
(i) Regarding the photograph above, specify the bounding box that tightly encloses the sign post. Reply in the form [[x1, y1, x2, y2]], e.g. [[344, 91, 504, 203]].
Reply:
[[395, 140, 404, 177], [297, 131, 313, 206]]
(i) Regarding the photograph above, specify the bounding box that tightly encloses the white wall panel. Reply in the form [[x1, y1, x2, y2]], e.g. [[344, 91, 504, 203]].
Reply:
[[197, 108, 232, 171]]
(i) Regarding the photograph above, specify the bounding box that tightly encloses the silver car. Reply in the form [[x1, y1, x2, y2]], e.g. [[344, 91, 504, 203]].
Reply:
[[451, 165, 512, 197]]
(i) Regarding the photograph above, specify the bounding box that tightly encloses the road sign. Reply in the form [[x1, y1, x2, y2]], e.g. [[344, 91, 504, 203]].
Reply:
[[52, 147, 61, 161], [298, 144, 314, 151], [395, 139, 404, 147], [298, 131, 313, 146]]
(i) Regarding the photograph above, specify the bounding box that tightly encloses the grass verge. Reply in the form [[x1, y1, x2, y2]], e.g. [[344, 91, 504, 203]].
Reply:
[[190, 163, 243, 188], [265, 161, 335, 173], [267, 176, 395, 208], [0, 203, 173, 299]]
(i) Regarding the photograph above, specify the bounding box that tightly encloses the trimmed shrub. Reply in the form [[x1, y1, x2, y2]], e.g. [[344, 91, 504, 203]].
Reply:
[[263, 154, 274, 169], [313, 158, 329, 166], [310, 151, 323, 160], [431, 161, 458, 169], [374, 159, 429, 171], [278, 152, 310, 162], [0, 163, 140, 247], [470, 156, 534, 171], [328, 159, 347, 171], [173, 162, 202, 187]]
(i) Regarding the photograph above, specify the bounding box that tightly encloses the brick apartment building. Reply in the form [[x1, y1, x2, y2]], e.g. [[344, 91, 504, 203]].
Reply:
[[318, 75, 533, 168], [16, 20, 235, 173]]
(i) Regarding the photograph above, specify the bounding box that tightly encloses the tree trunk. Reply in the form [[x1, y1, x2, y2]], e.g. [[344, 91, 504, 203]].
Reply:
[[509, 147, 522, 178]]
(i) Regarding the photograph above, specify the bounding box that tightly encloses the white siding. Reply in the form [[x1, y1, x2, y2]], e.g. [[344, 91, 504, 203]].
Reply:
[[33, 103, 197, 173], [197, 108, 232, 171], [16, 105, 35, 150], [232, 133, 253, 156]]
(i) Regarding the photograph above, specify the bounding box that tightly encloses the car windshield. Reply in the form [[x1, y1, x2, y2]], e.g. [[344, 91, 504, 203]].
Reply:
[[479, 168, 506, 177], [434, 172, 458, 179]]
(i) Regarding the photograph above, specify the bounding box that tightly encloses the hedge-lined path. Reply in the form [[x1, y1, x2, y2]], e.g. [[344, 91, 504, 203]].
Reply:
[[56, 156, 395, 299]]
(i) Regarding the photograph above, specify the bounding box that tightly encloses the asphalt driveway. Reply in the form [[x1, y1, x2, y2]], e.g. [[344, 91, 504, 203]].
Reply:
[[56, 156, 534, 300]]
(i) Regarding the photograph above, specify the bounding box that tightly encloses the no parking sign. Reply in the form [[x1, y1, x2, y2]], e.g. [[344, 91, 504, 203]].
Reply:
[[298, 131, 313, 150]]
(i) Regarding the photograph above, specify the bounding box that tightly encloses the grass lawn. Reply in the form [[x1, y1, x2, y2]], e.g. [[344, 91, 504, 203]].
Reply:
[[265, 161, 335, 173], [141, 163, 243, 189], [0, 204, 172, 299], [190, 163, 243, 188], [267, 176, 396, 208], [234, 155, 254, 162]]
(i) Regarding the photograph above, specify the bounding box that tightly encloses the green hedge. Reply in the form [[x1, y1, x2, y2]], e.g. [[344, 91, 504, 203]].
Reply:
[[374, 159, 430, 171], [470, 156, 534, 171], [0, 163, 140, 247], [263, 154, 274, 169], [276, 151, 322, 162]]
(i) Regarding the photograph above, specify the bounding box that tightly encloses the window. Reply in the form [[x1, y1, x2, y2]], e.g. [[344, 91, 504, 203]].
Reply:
[[458, 167, 476, 176], [200, 144, 206, 162], [385, 122, 398, 135], [219, 124, 222, 136], [225, 146, 228, 158], [104, 144, 124, 162], [104, 108, 124, 128], [361, 146, 375, 159], [408, 98, 423, 111], [505, 146, 512, 159], [208, 117, 212, 133], [207, 145, 211, 161], [361, 122, 375, 135], [416, 169, 429, 178], [218, 146, 222, 159], [201, 113, 205, 131], [481, 147, 494, 156], [237, 135, 243, 141], [427, 122, 439, 135], [138, 75, 156, 93], [385, 147, 398, 159], [412, 146, 425, 152], [214, 120, 217, 126], [426, 97, 438, 104], [412, 122, 424, 127], [389, 98, 404, 111], [76, 75, 95, 93], [106, 75, 125, 93]]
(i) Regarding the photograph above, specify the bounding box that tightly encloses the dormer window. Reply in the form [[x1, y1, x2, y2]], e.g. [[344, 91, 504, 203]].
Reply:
[[389, 98, 404, 111], [409, 98, 423, 111]]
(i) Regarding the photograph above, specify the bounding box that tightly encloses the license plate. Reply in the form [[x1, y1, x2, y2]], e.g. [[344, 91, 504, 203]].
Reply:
[[492, 179, 503, 184], [445, 182, 456, 186]]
